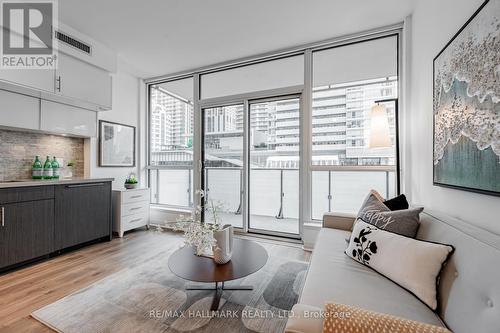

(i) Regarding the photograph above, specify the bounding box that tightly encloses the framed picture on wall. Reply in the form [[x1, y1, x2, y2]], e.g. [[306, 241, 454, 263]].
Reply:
[[433, 0, 500, 196], [99, 120, 136, 167]]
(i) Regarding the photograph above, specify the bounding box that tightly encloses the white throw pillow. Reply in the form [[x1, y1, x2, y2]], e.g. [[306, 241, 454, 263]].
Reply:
[[345, 219, 454, 310]]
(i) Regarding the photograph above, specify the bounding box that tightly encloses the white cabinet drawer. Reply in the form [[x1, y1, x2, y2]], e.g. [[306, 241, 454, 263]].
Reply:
[[112, 188, 151, 237], [122, 212, 149, 230], [121, 202, 148, 217], [122, 189, 150, 204]]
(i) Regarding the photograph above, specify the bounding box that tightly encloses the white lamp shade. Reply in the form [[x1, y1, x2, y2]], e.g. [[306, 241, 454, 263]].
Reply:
[[369, 104, 392, 148]]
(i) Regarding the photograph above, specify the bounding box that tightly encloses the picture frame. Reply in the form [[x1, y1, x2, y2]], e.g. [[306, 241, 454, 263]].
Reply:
[[432, 0, 500, 196], [98, 120, 136, 167]]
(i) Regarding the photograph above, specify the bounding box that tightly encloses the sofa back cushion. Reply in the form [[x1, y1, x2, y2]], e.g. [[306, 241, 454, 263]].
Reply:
[[416, 211, 500, 333]]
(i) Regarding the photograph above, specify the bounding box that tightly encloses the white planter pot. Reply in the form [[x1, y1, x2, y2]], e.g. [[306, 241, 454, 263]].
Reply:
[[213, 224, 233, 264]]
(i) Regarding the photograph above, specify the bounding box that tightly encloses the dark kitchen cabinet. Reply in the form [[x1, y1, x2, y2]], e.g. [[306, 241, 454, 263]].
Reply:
[[0, 181, 111, 272], [54, 182, 112, 250], [0, 199, 54, 269]]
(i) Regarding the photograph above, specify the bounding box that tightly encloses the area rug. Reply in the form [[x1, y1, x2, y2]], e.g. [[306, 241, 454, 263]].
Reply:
[[31, 246, 308, 333]]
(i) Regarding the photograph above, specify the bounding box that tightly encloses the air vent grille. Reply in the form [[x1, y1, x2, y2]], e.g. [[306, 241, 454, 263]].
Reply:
[[55, 30, 92, 55]]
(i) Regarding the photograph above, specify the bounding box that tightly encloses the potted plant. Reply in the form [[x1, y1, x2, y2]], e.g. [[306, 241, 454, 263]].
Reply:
[[65, 161, 75, 179], [166, 190, 233, 263], [124, 174, 138, 189]]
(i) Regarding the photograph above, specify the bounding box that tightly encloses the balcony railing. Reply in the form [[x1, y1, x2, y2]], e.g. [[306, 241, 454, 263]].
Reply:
[[149, 166, 395, 221], [311, 168, 395, 219]]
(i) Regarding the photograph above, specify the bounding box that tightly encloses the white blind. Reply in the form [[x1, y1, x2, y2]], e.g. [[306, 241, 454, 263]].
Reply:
[[313, 36, 397, 87], [156, 77, 194, 102], [201, 55, 304, 99]]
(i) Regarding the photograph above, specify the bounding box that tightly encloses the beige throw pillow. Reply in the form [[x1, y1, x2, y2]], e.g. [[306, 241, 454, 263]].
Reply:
[[345, 220, 454, 310], [323, 302, 452, 333]]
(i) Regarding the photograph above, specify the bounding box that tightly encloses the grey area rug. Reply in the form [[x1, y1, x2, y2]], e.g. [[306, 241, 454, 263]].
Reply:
[[32, 247, 308, 333]]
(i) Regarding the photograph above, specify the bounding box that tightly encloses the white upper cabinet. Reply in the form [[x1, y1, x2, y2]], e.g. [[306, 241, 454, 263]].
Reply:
[[55, 54, 112, 110], [0, 23, 115, 112], [0, 89, 40, 130], [0, 25, 55, 93], [0, 90, 98, 137], [40, 100, 97, 137], [0, 68, 55, 93]]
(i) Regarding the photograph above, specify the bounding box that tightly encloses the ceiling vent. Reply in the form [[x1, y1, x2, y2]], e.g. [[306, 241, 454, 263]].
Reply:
[[55, 30, 92, 55]]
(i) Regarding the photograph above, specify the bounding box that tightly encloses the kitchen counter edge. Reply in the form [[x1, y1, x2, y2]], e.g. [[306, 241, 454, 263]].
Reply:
[[0, 178, 115, 189]]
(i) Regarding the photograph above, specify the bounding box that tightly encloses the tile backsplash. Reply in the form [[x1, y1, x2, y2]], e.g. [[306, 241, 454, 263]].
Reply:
[[0, 129, 84, 181]]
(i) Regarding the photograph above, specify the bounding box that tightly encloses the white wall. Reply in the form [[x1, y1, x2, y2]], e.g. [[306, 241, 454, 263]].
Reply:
[[86, 65, 146, 189], [408, 0, 500, 235]]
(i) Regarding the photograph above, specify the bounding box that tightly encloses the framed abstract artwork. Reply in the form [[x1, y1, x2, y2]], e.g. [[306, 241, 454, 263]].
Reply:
[[433, 0, 500, 196], [99, 120, 136, 167]]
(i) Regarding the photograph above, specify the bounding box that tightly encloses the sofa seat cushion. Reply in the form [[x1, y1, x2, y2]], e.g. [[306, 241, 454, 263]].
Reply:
[[300, 228, 445, 327]]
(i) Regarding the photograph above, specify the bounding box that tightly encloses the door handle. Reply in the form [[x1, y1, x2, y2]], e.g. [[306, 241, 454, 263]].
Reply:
[[130, 207, 142, 211], [56, 76, 61, 92], [66, 183, 105, 188], [130, 195, 143, 199], [129, 218, 142, 223], [1, 207, 4, 227]]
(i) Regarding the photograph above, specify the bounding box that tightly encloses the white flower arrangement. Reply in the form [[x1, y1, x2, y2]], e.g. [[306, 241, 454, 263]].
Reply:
[[167, 189, 225, 256]]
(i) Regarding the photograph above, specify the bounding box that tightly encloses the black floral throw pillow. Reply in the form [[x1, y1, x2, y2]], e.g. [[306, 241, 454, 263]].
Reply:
[[351, 225, 378, 265], [345, 219, 455, 310]]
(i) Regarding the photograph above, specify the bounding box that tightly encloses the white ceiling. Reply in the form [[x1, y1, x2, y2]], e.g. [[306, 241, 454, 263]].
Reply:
[[59, 0, 415, 79]]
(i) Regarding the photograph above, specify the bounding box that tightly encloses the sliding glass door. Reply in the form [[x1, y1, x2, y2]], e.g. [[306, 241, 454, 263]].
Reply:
[[202, 104, 244, 228], [248, 97, 300, 236], [201, 96, 300, 238]]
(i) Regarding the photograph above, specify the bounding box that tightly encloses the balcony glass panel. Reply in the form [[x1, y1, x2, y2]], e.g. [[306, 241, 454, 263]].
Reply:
[[150, 168, 193, 207], [311, 170, 395, 220]]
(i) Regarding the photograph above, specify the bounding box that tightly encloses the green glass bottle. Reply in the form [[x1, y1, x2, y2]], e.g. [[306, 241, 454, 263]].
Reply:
[[51, 156, 60, 179], [43, 156, 53, 180], [32, 156, 43, 180]]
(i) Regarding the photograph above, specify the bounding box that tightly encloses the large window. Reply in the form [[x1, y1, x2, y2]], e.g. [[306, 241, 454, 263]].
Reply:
[[147, 31, 401, 231], [149, 77, 194, 207], [311, 36, 398, 218]]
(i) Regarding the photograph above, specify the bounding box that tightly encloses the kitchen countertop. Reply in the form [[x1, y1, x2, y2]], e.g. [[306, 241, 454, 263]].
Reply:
[[0, 178, 115, 189]]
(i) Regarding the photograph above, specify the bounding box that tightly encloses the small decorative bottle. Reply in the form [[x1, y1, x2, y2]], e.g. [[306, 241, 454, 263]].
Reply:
[[43, 156, 53, 180], [32, 156, 43, 180], [51, 156, 60, 179]]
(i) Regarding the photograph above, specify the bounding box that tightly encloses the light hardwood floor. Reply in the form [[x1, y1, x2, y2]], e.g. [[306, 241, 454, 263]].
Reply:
[[0, 229, 310, 333]]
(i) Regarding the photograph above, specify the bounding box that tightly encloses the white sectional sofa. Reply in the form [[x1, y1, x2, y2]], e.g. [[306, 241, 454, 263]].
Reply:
[[285, 211, 500, 333]]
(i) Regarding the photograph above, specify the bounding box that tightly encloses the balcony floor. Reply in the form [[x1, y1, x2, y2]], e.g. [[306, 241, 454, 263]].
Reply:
[[159, 211, 300, 235], [216, 212, 299, 235]]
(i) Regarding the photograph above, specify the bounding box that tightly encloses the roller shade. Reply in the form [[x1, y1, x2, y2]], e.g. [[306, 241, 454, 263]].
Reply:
[[201, 55, 304, 100], [156, 77, 194, 102], [313, 36, 397, 87]]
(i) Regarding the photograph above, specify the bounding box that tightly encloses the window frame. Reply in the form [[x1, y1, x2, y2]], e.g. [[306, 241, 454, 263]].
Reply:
[[147, 76, 196, 210], [145, 25, 404, 230], [306, 33, 401, 222]]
